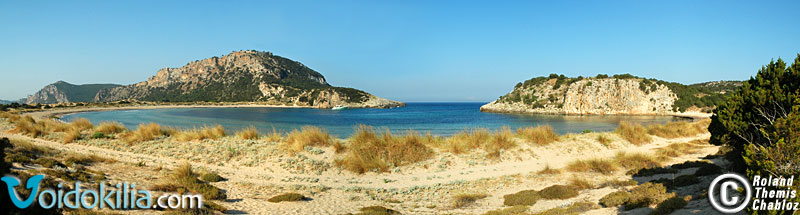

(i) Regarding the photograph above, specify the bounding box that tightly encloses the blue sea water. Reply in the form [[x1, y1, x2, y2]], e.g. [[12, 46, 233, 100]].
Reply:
[[62, 103, 682, 137]]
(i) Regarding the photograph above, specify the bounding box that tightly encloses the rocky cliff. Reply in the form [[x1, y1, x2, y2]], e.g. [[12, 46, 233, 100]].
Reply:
[[25, 81, 120, 104], [481, 74, 741, 115], [94, 50, 403, 108]]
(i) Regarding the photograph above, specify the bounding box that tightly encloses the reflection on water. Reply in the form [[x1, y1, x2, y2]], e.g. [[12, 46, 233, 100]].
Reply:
[[62, 103, 685, 138]]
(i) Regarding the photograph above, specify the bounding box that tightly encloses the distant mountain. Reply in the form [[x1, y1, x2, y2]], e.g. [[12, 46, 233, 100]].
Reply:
[[25, 81, 121, 104], [0, 99, 13, 105], [93, 50, 403, 108], [481, 74, 743, 115]]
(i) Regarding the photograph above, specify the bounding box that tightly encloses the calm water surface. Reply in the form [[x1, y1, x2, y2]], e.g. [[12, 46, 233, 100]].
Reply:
[[62, 103, 683, 137]]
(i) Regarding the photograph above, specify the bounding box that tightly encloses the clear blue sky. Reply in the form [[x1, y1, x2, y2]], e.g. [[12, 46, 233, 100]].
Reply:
[[1, 1, 799, 102]]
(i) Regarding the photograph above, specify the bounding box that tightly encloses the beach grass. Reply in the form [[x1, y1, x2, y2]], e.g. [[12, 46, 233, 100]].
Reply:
[[566, 158, 617, 174], [236, 125, 260, 140], [336, 125, 434, 174], [122, 122, 176, 143], [285, 126, 334, 153], [95, 121, 126, 134], [174, 125, 226, 142], [516, 125, 559, 146], [615, 122, 651, 145]]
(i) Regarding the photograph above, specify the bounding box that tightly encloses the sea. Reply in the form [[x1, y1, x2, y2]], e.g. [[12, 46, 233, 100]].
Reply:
[[61, 102, 683, 137]]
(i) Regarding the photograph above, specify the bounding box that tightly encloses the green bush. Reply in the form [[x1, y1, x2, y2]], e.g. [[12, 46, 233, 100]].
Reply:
[[651, 195, 690, 215], [268, 193, 307, 203], [91, 132, 107, 139], [599, 190, 631, 208], [537, 185, 579, 200], [503, 190, 539, 206], [201, 172, 224, 182], [625, 183, 673, 209]]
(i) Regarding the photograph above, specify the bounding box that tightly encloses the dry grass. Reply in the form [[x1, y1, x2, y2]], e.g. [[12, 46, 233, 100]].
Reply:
[[174, 125, 226, 142], [122, 122, 176, 144], [10, 115, 47, 137], [569, 176, 594, 190], [441, 128, 490, 154], [336, 126, 435, 174], [0, 111, 21, 122], [596, 134, 611, 146], [67, 118, 94, 131], [615, 122, 651, 145], [484, 205, 529, 215], [516, 125, 559, 146], [613, 152, 660, 170], [452, 193, 488, 208], [537, 165, 561, 175], [285, 126, 333, 152], [62, 128, 81, 144], [264, 127, 283, 142], [531, 201, 597, 215], [485, 127, 516, 159], [236, 126, 260, 140], [647, 119, 709, 138], [654, 142, 697, 160], [95, 121, 126, 134], [567, 158, 617, 174]]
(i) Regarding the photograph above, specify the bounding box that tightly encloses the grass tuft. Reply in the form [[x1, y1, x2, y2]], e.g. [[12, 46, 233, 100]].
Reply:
[[452, 193, 488, 208], [613, 152, 660, 170], [646, 119, 709, 138], [516, 125, 559, 146], [267, 193, 307, 203], [285, 126, 333, 153], [615, 122, 651, 145], [174, 125, 227, 142], [123, 122, 176, 144], [95, 121, 126, 134], [151, 163, 226, 200], [236, 126, 260, 140], [336, 126, 434, 174], [567, 158, 617, 174]]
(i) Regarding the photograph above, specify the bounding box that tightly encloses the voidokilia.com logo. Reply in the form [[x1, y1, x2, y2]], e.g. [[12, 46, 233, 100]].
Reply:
[[2, 174, 203, 210]]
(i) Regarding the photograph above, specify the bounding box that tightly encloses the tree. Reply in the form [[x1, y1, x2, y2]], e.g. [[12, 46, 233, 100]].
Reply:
[[709, 54, 800, 215]]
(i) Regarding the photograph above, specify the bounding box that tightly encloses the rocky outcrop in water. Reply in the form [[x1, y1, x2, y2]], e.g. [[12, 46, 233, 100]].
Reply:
[[481, 74, 742, 115], [93, 50, 403, 108]]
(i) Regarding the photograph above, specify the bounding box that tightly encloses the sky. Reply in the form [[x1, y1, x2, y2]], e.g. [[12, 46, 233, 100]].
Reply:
[[1, 1, 799, 102]]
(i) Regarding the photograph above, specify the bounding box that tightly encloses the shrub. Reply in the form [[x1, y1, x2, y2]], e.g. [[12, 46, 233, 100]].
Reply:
[[567, 158, 617, 174], [538, 185, 579, 200], [95, 121, 126, 134], [285, 126, 333, 152], [90, 132, 107, 139], [599, 179, 638, 188], [654, 175, 700, 189], [629, 166, 678, 177], [484, 205, 529, 215], [123, 123, 175, 143], [236, 126, 260, 140], [503, 190, 539, 206], [336, 126, 434, 173], [452, 193, 488, 208], [267, 193, 307, 203], [516, 125, 559, 146], [625, 183, 673, 209], [599, 190, 630, 208], [651, 195, 691, 215], [694, 163, 723, 176], [34, 157, 64, 168], [532, 201, 597, 215], [615, 122, 651, 145], [355, 206, 401, 215], [201, 172, 224, 182]]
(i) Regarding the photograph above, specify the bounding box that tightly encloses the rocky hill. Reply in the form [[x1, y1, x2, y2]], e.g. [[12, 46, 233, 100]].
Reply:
[[480, 74, 742, 115], [25, 81, 120, 104], [93, 50, 403, 108]]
